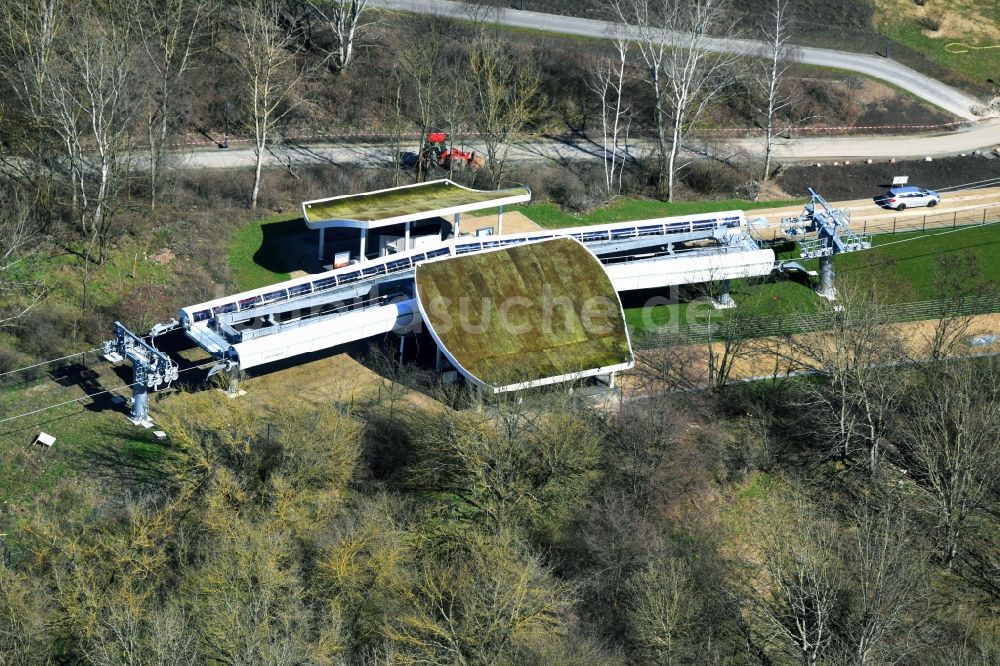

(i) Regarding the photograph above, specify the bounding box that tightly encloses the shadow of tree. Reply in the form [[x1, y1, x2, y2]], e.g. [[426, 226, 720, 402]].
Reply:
[[72, 426, 177, 490]]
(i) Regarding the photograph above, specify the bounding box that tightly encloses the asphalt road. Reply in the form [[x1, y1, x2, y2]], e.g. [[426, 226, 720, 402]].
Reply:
[[367, 0, 988, 121], [171, 0, 1000, 171], [176, 117, 1000, 171]]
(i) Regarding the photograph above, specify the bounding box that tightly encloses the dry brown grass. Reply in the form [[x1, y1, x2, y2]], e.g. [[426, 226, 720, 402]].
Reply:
[[876, 0, 1000, 42]]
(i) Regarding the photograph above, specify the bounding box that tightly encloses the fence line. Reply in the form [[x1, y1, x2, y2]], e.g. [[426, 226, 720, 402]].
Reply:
[[631, 294, 1000, 350]]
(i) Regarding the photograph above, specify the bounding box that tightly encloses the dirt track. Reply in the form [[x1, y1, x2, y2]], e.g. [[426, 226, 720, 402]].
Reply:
[[629, 313, 1000, 391], [747, 186, 1000, 240]]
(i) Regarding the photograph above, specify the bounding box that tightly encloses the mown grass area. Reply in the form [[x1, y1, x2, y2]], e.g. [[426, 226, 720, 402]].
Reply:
[[835, 221, 1000, 301], [625, 221, 1000, 335], [228, 212, 297, 291], [518, 198, 806, 229], [624, 280, 823, 335], [0, 371, 170, 513], [876, 14, 1000, 93]]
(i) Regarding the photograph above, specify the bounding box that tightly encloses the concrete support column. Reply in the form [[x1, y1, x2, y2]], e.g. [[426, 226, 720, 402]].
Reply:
[[818, 255, 836, 300], [454, 212, 461, 238], [497, 205, 504, 235], [359, 228, 368, 261], [719, 279, 734, 307], [435, 345, 443, 372], [226, 366, 241, 398], [398, 334, 406, 365], [130, 379, 149, 424], [404, 221, 411, 250], [712, 279, 736, 309], [317, 227, 325, 262]]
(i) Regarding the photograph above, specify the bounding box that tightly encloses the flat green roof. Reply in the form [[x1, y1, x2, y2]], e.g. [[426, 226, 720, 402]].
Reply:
[[302, 179, 531, 228], [415, 238, 633, 391]]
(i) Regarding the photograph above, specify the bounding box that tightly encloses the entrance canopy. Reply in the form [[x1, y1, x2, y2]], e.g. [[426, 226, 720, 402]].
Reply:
[[302, 179, 531, 231], [415, 237, 634, 393]]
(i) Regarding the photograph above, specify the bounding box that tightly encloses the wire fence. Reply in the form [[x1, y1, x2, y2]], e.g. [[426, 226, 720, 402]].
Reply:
[[630, 294, 1000, 350], [757, 205, 1000, 242], [0, 349, 104, 392]]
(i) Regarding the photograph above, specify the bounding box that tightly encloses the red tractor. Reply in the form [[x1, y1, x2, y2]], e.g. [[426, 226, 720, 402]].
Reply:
[[417, 132, 484, 172]]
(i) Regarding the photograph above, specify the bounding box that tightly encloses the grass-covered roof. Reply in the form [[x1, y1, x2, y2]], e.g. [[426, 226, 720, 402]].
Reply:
[[415, 238, 632, 391], [303, 179, 530, 226]]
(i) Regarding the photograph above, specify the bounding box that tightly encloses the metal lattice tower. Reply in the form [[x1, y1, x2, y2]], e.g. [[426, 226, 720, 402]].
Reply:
[[780, 188, 871, 299], [103, 321, 178, 425]]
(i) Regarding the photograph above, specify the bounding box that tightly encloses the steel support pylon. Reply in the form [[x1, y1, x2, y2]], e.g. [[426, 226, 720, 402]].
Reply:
[[103, 322, 179, 426]]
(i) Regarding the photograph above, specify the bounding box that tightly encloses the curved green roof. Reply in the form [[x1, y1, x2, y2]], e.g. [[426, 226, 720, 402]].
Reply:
[[415, 237, 633, 392], [302, 179, 531, 229]]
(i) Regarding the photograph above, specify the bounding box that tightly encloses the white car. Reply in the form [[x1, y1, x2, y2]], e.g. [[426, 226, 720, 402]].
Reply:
[[882, 186, 941, 211]]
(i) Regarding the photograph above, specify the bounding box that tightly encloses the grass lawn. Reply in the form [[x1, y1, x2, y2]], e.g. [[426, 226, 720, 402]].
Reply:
[[877, 16, 1000, 93], [0, 362, 172, 538], [834, 221, 1000, 301], [228, 212, 297, 291], [518, 198, 806, 229], [625, 221, 1000, 335], [4, 244, 172, 312]]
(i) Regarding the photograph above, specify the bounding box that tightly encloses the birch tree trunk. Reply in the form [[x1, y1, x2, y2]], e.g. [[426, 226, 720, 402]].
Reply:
[[756, 0, 794, 181], [607, 0, 737, 201], [234, 0, 310, 209]]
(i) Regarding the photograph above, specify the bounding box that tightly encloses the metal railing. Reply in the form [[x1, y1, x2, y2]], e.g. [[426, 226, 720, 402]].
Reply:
[[630, 294, 1000, 350]]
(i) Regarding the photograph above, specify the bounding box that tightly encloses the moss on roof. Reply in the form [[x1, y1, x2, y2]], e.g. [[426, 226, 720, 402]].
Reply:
[[303, 180, 530, 224], [416, 238, 632, 390]]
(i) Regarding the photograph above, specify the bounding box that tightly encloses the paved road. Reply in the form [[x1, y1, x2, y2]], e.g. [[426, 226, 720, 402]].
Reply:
[[176, 117, 1000, 171], [171, 0, 1000, 171], [368, 0, 988, 121]]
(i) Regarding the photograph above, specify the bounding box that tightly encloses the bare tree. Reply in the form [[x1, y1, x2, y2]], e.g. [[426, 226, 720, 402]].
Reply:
[[397, 16, 450, 183], [233, 0, 311, 209], [588, 36, 632, 199], [845, 501, 927, 666], [608, 0, 738, 201], [754, 0, 795, 181], [301, 0, 371, 73], [469, 36, 542, 189], [47, 1, 139, 267], [782, 291, 905, 476], [139, 0, 212, 209], [626, 556, 701, 664], [0, 0, 64, 219], [750, 505, 843, 666], [897, 358, 1000, 568], [633, 278, 769, 394], [0, 188, 47, 329], [921, 253, 992, 364]]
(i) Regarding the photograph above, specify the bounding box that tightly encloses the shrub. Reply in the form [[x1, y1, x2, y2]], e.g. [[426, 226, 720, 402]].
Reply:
[[916, 15, 940, 31], [680, 160, 744, 196]]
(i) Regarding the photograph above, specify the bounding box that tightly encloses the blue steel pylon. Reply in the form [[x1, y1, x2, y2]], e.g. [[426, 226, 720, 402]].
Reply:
[[780, 188, 871, 300], [103, 321, 178, 425]]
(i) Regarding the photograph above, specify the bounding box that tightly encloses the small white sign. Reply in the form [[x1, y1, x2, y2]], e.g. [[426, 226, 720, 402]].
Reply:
[[892, 176, 909, 186], [333, 251, 351, 268]]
